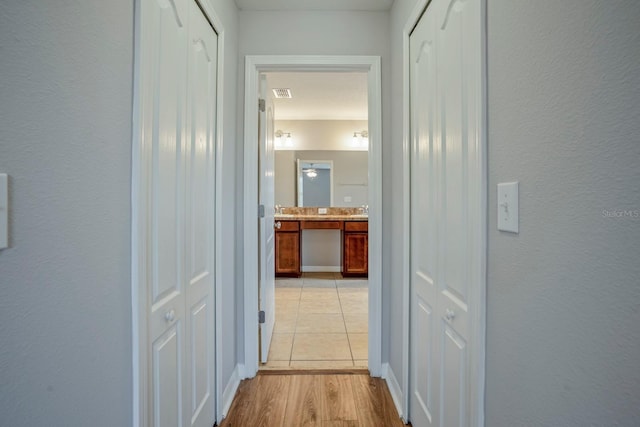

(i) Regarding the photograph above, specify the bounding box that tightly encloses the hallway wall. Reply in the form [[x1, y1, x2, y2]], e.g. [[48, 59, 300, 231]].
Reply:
[[0, 1, 134, 424], [0, 0, 240, 425], [237, 10, 392, 366], [390, 0, 640, 424], [485, 0, 640, 424]]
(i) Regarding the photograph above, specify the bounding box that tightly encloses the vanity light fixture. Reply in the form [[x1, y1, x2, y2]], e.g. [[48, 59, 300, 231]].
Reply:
[[275, 130, 293, 149], [352, 130, 369, 149]]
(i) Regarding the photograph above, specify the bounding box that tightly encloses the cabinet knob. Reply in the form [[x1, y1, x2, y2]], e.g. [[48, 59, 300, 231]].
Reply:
[[275, 221, 281, 229], [164, 309, 176, 322]]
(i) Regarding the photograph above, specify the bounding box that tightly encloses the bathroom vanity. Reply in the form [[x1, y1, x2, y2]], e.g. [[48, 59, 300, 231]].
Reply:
[[274, 213, 368, 278]]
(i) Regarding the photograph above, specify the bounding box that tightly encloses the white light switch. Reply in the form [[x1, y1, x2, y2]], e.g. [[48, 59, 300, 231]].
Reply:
[[497, 181, 519, 233], [318, 207, 327, 214], [0, 174, 7, 249], [344, 196, 352, 203]]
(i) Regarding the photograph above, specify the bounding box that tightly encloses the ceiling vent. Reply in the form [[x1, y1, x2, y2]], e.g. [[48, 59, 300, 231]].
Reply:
[[272, 88, 292, 99]]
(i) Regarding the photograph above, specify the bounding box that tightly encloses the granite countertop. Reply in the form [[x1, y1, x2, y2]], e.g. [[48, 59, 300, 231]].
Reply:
[[274, 214, 368, 221]]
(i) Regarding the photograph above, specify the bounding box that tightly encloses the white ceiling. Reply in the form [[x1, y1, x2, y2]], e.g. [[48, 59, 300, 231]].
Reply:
[[235, 0, 394, 11], [266, 72, 368, 121]]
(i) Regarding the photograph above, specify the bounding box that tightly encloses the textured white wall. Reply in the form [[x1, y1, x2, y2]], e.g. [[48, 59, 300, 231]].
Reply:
[[0, 1, 133, 425], [237, 9, 391, 363], [486, 0, 640, 424], [0, 0, 240, 424]]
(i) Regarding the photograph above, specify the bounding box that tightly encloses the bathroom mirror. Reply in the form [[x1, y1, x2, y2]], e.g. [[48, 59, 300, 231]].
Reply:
[[297, 160, 333, 207], [275, 150, 368, 207]]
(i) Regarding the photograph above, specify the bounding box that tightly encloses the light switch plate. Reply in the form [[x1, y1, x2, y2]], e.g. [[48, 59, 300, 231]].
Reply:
[[0, 174, 7, 249], [318, 207, 327, 214], [497, 181, 519, 233], [344, 196, 352, 203]]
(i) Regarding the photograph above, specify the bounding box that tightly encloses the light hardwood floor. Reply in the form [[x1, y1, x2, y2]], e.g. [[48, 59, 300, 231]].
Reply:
[[265, 272, 369, 370], [218, 373, 408, 427]]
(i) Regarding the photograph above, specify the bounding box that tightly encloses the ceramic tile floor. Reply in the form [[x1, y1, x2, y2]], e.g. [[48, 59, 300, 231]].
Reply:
[[262, 272, 369, 370]]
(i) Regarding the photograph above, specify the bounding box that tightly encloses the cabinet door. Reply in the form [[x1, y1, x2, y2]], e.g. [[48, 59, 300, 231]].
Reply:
[[275, 231, 300, 276], [343, 232, 368, 277]]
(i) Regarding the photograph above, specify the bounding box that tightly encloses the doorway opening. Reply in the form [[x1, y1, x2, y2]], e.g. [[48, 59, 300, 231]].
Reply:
[[265, 71, 370, 371], [243, 56, 383, 378]]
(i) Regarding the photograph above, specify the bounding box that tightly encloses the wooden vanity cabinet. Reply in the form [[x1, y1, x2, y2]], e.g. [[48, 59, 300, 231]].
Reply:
[[342, 221, 368, 277], [275, 220, 301, 277]]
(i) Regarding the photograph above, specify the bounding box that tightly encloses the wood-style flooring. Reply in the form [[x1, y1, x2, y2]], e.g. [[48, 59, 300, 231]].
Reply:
[[217, 372, 408, 427]]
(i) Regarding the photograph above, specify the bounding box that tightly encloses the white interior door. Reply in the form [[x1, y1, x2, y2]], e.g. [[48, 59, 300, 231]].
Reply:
[[185, 2, 217, 426], [143, 0, 188, 424], [409, 0, 483, 426], [410, 6, 438, 425], [139, 0, 217, 425], [258, 76, 276, 363]]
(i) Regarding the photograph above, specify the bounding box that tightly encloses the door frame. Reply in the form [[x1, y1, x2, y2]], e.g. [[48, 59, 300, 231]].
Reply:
[[130, 0, 226, 425], [243, 55, 383, 377], [402, 0, 487, 424]]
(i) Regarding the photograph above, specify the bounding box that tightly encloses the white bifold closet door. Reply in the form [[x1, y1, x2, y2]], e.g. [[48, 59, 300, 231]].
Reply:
[[409, 0, 483, 426], [139, 0, 218, 426]]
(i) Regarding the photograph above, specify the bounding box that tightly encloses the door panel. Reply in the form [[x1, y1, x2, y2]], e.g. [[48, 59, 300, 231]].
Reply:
[[440, 0, 470, 308], [150, 0, 186, 305], [259, 76, 276, 363], [275, 231, 300, 274], [145, 0, 188, 425], [410, 0, 481, 426], [344, 233, 368, 275], [141, 0, 217, 425], [410, 5, 438, 426], [415, 298, 433, 422], [190, 300, 209, 419], [153, 326, 181, 427], [442, 325, 467, 427], [185, 2, 217, 426]]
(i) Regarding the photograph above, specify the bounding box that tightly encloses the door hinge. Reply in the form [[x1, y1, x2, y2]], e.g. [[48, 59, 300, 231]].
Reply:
[[258, 204, 265, 218], [258, 98, 266, 112], [258, 310, 266, 324]]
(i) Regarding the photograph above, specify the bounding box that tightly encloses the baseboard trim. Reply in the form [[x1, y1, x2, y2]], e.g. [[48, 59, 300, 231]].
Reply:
[[382, 363, 406, 422], [220, 364, 242, 419], [301, 266, 341, 273]]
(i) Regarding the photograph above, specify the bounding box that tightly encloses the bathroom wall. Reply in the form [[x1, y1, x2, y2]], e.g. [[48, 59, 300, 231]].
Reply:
[[275, 119, 368, 151]]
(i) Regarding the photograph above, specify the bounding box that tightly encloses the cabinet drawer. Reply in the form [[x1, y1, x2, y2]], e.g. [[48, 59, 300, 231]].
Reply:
[[301, 221, 342, 230], [345, 221, 368, 232], [277, 220, 299, 231]]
